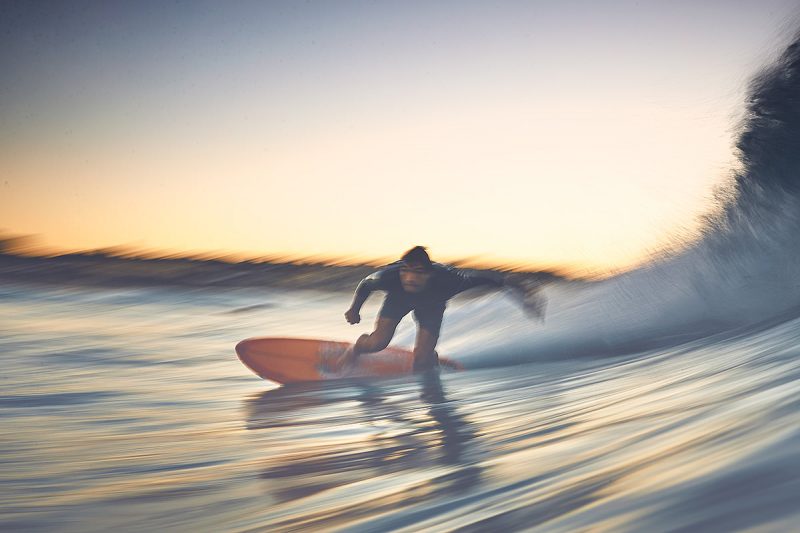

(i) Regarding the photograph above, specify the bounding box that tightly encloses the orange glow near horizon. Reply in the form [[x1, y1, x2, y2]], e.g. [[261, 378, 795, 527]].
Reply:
[[1, 2, 792, 276], [1, 98, 736, 275]]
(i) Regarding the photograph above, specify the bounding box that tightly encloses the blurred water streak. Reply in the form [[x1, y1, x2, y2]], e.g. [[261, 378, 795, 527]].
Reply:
[[1, 282, 799, 532]]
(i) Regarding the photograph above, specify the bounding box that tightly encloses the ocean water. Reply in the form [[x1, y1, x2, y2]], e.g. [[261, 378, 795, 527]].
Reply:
[[1, 279, 800, 532], [3, 26, 800, 533]]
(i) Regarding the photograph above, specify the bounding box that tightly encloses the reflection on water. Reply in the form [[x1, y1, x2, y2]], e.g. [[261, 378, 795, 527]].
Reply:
[[245, 372, 482, 525]]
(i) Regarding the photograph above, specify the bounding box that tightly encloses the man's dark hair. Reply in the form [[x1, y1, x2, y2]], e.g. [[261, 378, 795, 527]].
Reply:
[[401, 246, 432, 269]]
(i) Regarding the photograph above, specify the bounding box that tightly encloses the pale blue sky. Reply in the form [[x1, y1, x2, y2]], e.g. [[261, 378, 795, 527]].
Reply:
[[2, 1, 799, 271]]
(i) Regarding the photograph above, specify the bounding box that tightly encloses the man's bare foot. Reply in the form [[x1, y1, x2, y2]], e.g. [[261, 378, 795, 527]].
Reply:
[[332, 345, 357, 370]]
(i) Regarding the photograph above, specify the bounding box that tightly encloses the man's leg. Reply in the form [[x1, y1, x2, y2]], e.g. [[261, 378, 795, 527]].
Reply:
[[354, 317, 400, 356], [412, 326, 440, 372], [337, 316, 400, 369], [356, 294, 412, 356], [337, 294, 410, 369], [412, 303, 445, 371]]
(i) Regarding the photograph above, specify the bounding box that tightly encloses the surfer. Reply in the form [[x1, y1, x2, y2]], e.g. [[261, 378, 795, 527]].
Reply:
[[336, 246, 544, 371]]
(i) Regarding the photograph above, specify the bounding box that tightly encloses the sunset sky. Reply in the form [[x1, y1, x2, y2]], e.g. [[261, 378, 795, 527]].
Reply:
[[2, 1, 798, 273]]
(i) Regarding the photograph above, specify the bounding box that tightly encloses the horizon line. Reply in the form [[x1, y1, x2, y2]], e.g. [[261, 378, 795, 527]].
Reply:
[[0, 233, 590, 278]]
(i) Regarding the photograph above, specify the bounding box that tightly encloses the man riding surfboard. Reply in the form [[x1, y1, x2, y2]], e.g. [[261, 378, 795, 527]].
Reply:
[[336, 246, 544, 371]]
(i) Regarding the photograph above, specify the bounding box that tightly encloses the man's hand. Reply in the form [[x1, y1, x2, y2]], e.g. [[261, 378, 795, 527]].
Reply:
[[504, 274, 547, 322], [344, 307, 361, 324]]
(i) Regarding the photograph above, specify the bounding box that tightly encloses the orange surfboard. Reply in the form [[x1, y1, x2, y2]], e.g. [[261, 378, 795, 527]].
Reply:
[[236, 337, 463, 384]]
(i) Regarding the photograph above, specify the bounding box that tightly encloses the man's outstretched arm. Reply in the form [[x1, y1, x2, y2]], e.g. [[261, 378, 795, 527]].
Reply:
[[345, 274, 382, 324], [446, 269, 504, 296], [448, 269, 547, 322]]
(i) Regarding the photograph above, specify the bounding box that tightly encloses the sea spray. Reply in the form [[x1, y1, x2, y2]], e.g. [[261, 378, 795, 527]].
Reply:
[[455, 33, 800, 368]]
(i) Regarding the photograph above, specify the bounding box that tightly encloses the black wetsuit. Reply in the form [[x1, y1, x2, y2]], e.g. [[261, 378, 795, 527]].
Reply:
[[352, 262, 504, 335]]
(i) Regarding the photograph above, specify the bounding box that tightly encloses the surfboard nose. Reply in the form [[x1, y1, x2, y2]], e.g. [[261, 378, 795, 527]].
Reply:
[[235, 338, 256, 362]]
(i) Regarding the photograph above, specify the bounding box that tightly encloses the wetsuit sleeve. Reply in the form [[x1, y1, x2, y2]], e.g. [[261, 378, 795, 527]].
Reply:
[[443, 269, 504, 298], [350, 271, 388, 311]]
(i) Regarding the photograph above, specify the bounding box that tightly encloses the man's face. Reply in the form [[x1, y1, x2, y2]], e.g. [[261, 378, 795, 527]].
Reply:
[[400, 262, 432, 293]]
